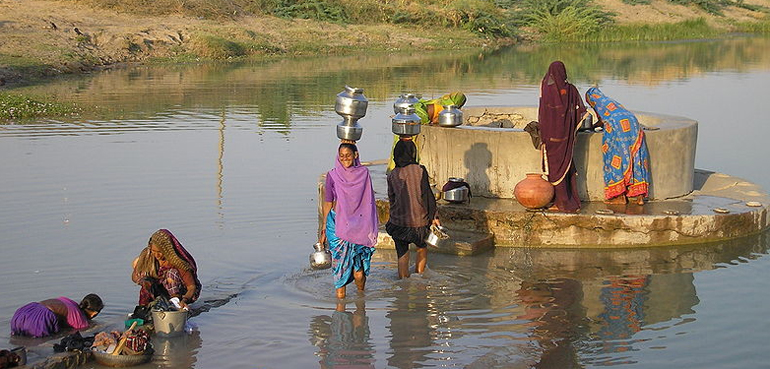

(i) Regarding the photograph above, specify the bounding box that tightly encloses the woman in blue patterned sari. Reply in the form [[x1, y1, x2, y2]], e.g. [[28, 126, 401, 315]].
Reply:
[[585, 87, 651, 205]]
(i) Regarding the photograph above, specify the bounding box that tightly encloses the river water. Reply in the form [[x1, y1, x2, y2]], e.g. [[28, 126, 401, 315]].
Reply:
[[1, 37, 769, 368]]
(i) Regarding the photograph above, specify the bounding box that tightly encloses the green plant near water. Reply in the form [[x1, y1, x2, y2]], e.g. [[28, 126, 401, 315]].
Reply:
[[734, 18, 770, 33], [0, 92, 81, 120], [585, 18, 721, 41], [514, 0, 614, 42]]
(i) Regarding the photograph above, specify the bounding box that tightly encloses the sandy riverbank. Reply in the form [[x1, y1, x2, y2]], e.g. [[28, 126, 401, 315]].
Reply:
[[0, 0, 768, 86]]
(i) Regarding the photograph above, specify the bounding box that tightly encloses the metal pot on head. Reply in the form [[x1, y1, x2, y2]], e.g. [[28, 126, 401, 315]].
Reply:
[[335, 86, 368, 120], [438, 104, 463, 127], [392, 106, 421, 136], [393, 93, 419, 114], [310, 242, 332, 270], [337, 119, 363, 141]]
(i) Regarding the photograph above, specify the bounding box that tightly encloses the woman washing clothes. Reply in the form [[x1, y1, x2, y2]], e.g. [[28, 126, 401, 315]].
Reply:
[[386, 140, 440, 279], [585, 87, 651, 205], [11, 294, 103, 337], [538, 61, 588, 213], [319, 143, 379, 299], [132, 229, 201, 308]]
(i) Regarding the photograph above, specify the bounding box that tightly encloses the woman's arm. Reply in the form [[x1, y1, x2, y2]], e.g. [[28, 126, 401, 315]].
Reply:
[[420, 166, 440, 226], [319, 200, 333, 245], [178, 269, 197, 306]]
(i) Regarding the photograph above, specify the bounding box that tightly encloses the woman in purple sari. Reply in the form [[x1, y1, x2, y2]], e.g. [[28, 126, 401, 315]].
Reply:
[[538, 61, 588, 213], [11, 294, 103, 337], [132, 229, 201, 308], [319, 143, 379, 299]]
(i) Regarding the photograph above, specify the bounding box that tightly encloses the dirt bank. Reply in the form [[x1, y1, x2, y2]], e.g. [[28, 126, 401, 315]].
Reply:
[[0, 0, 767, 86]]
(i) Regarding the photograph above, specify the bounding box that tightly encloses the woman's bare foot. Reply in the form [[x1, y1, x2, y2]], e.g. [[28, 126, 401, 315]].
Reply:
[[633, 196, 645, 205], [604, 195, 627, 205]]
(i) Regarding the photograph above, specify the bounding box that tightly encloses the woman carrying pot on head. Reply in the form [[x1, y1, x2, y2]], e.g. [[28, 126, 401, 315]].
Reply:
[[386, 140, 440, 279], [132, 229, 201, 309], [538, 61, 588, 213], [319, 143, 379, 299], [387, 92, 468, 172], [585, 86, 650, 206]]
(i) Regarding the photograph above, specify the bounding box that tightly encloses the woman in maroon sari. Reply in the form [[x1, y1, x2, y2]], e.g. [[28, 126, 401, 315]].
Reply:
[[538, 61, 587, 213]]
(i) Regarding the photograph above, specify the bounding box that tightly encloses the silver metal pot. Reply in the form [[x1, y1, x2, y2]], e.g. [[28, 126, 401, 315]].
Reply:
[[443, 186, 469, 203], [438, 104, 463, 127], [392, 106, 421, 136], [337, 119, 363, 141], [335, 86, 368, 120], [310, 242, 332, 270], [393, 93, 419, 114], [425, 225, 449, 247]]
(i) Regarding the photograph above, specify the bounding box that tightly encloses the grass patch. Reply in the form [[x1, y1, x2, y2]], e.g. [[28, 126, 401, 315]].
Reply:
[[587, 18, 722, 41], [734, 19, 770, 34], [0, 92, 81, 120]]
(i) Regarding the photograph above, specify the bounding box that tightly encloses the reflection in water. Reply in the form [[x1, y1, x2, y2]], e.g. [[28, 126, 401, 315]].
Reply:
[[152, 330, 203, 368], [386, 282, 436, 369], [516, 278, 586, 369], [309, 300, 375, 368], [9, 38, 770, 131]]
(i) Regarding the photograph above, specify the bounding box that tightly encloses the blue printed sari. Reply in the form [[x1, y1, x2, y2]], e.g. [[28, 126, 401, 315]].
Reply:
[[326, 210, 375, 289], [586, 87, 651, 200]]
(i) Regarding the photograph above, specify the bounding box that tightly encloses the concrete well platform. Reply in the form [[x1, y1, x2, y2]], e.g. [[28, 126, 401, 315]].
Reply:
[[363, 165, 769, 251]]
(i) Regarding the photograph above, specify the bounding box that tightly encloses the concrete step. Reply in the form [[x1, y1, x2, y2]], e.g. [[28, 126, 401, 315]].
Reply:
[[376, 227, 494, 256]]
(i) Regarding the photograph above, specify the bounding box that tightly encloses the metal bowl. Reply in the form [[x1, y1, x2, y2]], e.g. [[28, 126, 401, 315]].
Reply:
[[92, 348, 153, 367]]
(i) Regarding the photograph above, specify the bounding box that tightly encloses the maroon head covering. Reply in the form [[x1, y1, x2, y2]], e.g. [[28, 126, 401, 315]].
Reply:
[[538, 61, 586, 185]]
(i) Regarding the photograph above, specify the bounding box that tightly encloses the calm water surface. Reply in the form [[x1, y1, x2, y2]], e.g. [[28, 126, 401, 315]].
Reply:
[[1, 37, 769, 368]]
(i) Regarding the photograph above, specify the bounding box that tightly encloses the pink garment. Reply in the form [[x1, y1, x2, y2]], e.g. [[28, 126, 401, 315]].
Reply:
[[325, 156, 379, 247], [56, 297, 89, 330]]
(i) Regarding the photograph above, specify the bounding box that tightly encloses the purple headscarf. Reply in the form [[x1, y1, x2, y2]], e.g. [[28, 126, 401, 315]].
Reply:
[[327, 154, 379, 247]]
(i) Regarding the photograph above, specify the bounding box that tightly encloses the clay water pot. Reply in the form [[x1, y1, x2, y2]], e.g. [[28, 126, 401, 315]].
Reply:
[[514, 173, 554, 209]]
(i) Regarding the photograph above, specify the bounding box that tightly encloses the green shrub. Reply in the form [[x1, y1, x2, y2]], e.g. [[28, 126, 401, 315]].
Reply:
[[667, 0, 731, 15], [272, 0, 349, 23], [190, 33, 247, 59], [449, 0, 514, 37], [515, 0, 614, 41]]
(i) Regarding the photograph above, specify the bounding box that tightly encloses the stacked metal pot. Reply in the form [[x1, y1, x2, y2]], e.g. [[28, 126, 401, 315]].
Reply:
[[335, 85, 369, 141], [391, 93, 421, 138]]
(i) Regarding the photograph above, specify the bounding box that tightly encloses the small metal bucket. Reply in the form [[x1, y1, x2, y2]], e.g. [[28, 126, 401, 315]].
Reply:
[[151, 310, 188, 336], [425, 225, 449, 247]]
